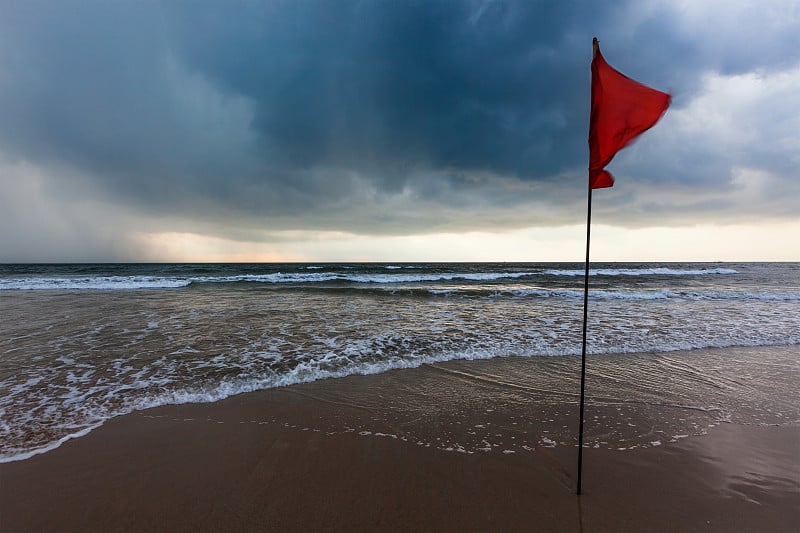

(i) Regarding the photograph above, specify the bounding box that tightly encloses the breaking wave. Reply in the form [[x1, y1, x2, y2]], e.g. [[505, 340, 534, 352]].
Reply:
[[1, 266, 739, 291]]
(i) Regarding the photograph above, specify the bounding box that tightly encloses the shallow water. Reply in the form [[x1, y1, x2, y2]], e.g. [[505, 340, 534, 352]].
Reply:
[[264, 346, 800, 455], [1, 262, 798, 460]]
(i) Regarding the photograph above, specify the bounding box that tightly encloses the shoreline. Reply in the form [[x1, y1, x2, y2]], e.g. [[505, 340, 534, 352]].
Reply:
[[4, 344, 797, 464], [2, 348, 799, 532]]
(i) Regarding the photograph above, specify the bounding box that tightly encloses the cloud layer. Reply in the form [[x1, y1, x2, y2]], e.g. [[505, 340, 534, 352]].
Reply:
[[1, 0, 798, 260]]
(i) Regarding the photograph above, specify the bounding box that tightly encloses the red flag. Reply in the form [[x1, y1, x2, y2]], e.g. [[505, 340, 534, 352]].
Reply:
[[589, 38, 670, 189]]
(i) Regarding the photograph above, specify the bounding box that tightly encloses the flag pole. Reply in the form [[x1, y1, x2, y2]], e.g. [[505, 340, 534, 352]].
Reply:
[[577, 37, 600, 496], [577, 184, 591, 496]]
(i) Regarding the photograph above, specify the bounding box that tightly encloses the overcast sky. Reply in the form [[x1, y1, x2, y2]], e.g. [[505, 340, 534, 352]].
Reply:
[[1, 0, 798, 262]]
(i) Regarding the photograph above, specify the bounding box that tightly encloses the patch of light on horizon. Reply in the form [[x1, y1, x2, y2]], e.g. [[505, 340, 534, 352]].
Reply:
[[129, 223, 800, 263]]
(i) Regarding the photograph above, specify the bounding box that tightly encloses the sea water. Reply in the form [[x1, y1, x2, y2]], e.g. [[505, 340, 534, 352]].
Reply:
[[1, 262, 798, 461]]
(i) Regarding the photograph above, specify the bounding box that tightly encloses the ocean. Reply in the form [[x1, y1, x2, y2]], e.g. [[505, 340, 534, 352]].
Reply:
[[1, 262, 798, 462]]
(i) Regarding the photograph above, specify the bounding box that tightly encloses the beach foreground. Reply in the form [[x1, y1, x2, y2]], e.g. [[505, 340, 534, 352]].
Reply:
[[2, 351, 798, 532]]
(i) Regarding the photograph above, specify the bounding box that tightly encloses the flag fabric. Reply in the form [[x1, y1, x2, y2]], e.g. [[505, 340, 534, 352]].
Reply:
[[588, 38, 671, 189]]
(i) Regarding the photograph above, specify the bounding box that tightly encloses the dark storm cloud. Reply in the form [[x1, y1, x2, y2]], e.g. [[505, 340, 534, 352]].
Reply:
[[163, 0, 799, 186], [165, 1, 601, 179], [0, 0, 798, 251]]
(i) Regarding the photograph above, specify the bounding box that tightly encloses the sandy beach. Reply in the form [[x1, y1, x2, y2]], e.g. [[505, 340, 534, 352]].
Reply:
[[2, 349, 798, 532]]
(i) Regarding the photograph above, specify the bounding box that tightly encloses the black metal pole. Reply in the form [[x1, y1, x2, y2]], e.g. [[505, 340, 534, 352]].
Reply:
[[577, 185, 592, 495]]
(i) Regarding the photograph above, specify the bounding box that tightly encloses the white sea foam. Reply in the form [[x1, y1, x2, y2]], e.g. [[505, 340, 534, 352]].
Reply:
[[544, 267, 738, 276], [424, 288, 800, 301], [263, 271, 538, 284], [0, 271, 539, 290], [0, 342, 522, 462], [0, 423, 102, 464], [0, 276, 191, 290], [677, 290, 800, 301], [502, 289, 674, 300]]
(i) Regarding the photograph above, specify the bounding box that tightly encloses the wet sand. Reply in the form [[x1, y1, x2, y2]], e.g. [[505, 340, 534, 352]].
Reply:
[[2, 351, 799, 532]]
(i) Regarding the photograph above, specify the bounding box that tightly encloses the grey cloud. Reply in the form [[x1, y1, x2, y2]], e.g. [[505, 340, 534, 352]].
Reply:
[[0, 0, 798, 253], [164, 1, 619, 180]]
